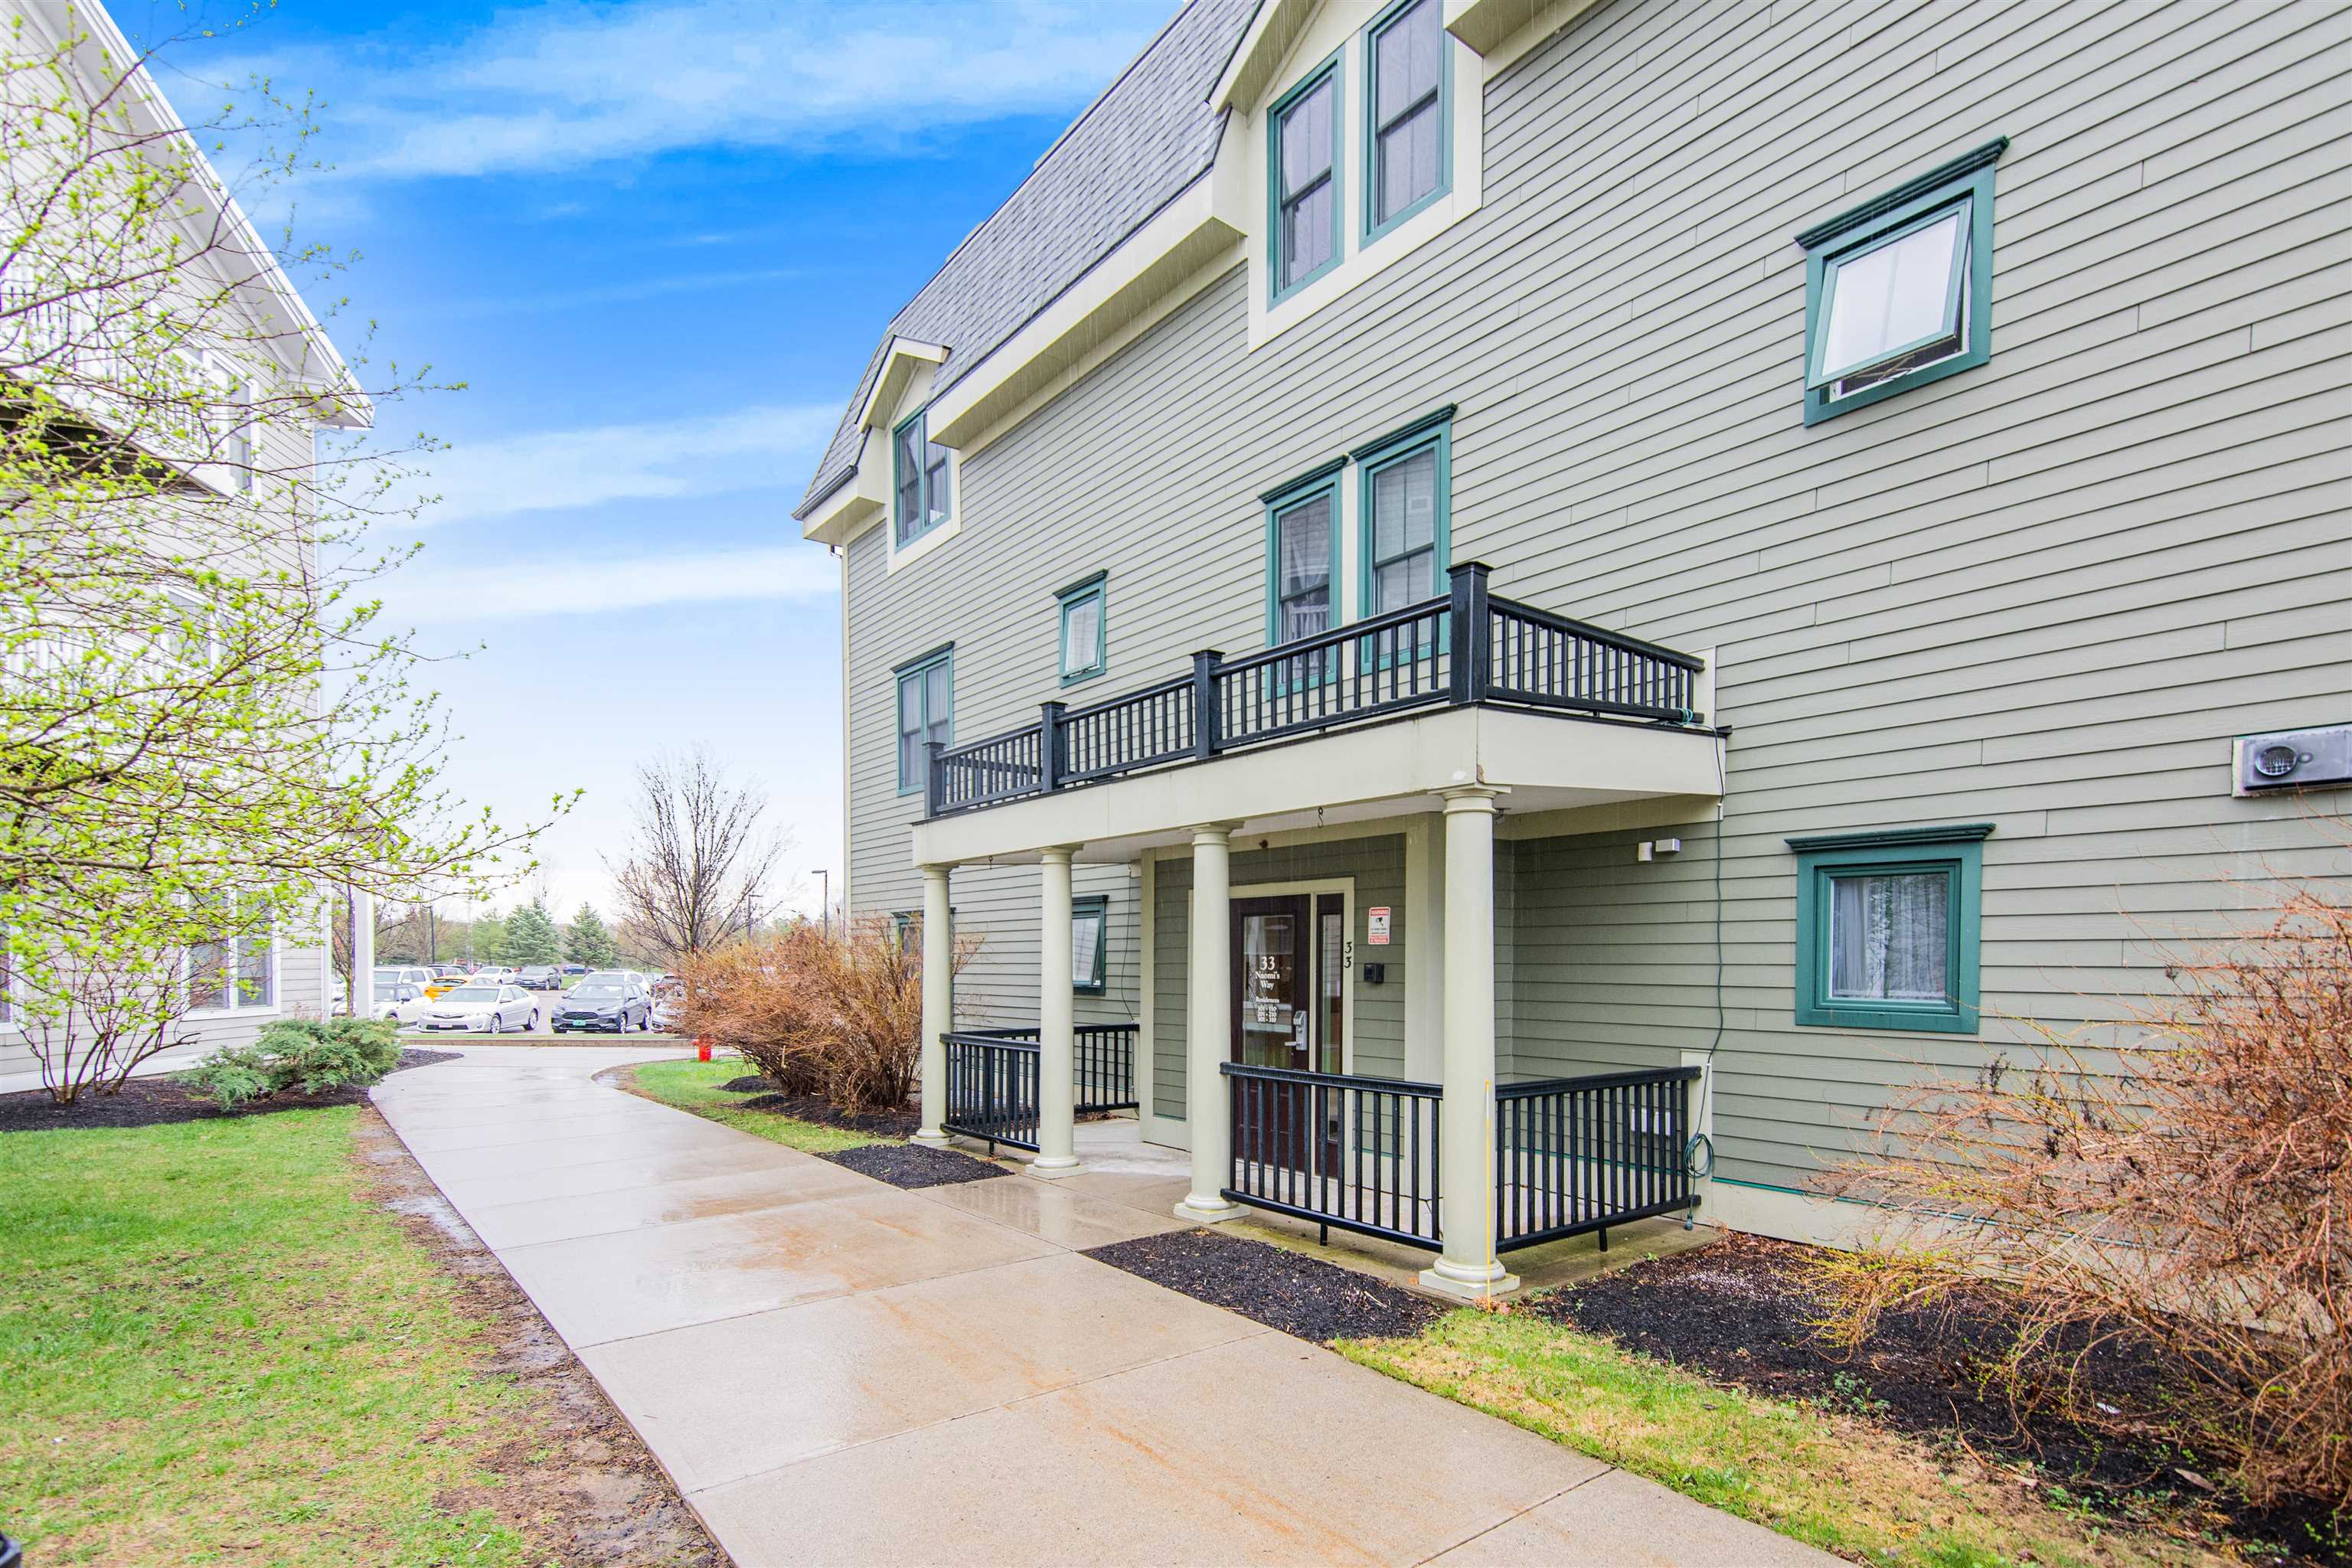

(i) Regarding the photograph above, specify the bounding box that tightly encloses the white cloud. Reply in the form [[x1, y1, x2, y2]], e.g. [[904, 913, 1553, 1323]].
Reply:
[[229, 1, 1173, 181], [394, 541, 837, 622], [400, 400, 840, 526]]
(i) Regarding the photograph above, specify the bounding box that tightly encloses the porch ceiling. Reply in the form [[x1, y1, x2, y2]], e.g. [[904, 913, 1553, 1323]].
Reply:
[[908, 706, 1723, 866]]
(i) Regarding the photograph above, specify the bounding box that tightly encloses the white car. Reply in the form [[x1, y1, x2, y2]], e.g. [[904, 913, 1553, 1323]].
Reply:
[[371, 965, 436, 1025], [420, 982, 541, 1034], [469, 966, 518, 986]]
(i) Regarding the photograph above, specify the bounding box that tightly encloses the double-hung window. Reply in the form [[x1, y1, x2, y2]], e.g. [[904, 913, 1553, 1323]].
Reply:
[[1270, 57, 1341, 300], [894, 647, 952, 795], [892, 407, 952, 547], [1355, 412, 1450, 617], [190, 923, 275, 1012], [1263, 463, 1342, 648], [1798, 140, 2004, 424], [1071, 896, 1108, 995], [1788, 824, 1989, 1033], [1364, 0, 1448, 239], [1057, 573, 1107, 684]]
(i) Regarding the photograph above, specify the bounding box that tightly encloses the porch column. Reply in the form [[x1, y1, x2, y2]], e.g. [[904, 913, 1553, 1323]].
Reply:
[[1034, 847, 1082, 1175], [1420, 786, 1520, 1300], [1177, 824, 1245, 1223], [913, 864, 953, 1146]]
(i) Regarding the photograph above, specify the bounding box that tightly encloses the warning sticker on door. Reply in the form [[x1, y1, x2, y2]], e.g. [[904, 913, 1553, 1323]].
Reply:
[[1366, 907, 1391, 945]]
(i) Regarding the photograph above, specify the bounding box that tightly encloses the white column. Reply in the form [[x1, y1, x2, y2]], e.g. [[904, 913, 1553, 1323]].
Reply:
[[1177, 825, 1245, 1222], [351, 888, 374, 1017], [914, 864, 952, 1146], [1420, 786, 1519, 1301], [1034, 847, 1082, 1175]]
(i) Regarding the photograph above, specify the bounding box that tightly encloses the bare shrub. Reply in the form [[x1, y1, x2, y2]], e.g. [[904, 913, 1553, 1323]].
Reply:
[[675, 916, 974, 1116], [19, 946, 203, 1104], [1818, 884, 2352, 1511]]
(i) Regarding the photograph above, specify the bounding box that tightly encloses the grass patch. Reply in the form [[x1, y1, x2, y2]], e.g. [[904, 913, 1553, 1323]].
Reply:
[[619, 1057, 886, 1153], [0, 1108, 541, 1566], [1341, 1308, 2229, 1568]]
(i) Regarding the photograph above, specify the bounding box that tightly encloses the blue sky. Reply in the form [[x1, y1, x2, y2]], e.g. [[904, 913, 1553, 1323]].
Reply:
[[138, 0, 1174, 925]]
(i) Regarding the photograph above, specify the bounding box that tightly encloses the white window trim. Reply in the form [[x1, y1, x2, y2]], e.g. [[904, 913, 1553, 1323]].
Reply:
[[1244, 1, 1484, 351], [188, 926, 282, 1018]]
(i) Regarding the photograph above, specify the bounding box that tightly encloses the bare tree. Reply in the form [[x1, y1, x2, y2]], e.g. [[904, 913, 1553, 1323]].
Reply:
[[609, 749, 786, 964]]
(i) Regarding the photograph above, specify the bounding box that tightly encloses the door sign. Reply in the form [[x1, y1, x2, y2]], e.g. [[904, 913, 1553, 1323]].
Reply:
[[1367, 907, 1391, 946]]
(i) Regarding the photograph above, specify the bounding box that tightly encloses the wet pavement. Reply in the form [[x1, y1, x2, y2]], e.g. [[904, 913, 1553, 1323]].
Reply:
[[372, 1047, 1837, 1566]]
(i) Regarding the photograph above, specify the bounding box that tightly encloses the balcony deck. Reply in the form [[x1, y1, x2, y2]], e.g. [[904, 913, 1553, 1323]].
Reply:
[[911, 564, 1723, 865]]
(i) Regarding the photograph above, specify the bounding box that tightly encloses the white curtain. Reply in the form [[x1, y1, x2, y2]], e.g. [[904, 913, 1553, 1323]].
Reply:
[[1828, 871, 1948, 1001]]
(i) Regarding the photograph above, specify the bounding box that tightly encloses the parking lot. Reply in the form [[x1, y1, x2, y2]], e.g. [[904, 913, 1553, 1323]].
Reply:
[[374, 969, 683, 1043]]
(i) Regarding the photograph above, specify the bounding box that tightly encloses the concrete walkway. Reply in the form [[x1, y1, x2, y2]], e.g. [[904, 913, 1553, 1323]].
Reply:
[[373, 1048, 1834, 1567]]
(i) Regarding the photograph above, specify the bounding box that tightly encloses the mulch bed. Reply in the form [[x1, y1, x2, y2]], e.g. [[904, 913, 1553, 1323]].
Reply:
[[0, 1047, 461, 1134], [714, 1075, 921, 1138], [1086, 1229, 1442, 1343], [351, 1109, 724, 1566], [822, 1141, 1009, 1189], [1540, 1231, 2342, 1564]]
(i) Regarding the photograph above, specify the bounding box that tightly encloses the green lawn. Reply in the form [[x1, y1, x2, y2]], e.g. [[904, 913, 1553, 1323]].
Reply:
[[0, 1109, 543, 1566], [1343, 1309, 2223, 1568], [620, 1057, 886, 1153]]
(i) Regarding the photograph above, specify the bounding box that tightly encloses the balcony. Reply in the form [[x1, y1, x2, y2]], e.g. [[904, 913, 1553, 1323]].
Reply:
[[917, 564, 1714, 864]]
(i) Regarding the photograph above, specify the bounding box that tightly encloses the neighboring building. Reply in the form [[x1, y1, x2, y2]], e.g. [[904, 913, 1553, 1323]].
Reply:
[[799, 0, 2352, 1292], [0, 0, 365, 1089]]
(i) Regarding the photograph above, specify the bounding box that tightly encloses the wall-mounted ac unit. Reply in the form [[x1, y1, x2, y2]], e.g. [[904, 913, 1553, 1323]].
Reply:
[[2233, 724, 2352, 796]]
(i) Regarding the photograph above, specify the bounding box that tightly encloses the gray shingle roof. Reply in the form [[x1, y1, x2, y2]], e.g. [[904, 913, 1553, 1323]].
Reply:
[[796, 0, 1259, 518]]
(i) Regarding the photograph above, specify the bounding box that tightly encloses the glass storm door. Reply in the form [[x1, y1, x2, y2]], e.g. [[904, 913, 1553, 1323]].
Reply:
[[1231, 894, 1345, 1174]]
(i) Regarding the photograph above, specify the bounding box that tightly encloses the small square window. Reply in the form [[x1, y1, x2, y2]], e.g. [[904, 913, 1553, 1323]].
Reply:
[[1797, 140, 2004, 424], [1789, 825, 1989, 1033], [1057, 575, 1107, 684], [1072, 896, 1108, 995]]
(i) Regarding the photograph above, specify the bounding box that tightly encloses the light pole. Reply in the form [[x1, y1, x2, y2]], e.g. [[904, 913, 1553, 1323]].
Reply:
[[814, 870, 830, 939]]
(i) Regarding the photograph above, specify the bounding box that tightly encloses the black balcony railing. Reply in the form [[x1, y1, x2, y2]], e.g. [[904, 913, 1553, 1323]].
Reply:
[[1495, 1067, 1701, 1251], [926, 563, 1706, 818]]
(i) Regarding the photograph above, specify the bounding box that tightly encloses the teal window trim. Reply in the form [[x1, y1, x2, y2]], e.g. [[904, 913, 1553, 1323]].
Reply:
[[891, 406, 952, 547], [1353, 407, 1452, 623], [1268, 50, 1345, 305], [1797, 139, 2005, 426], [1788, 823, 1991, 1034], [893, 643, 953, 796], [1262, 459, 1347, 650], [1055, 571, 1109, 686], [1072, 895, 1109, 995], [1361, 0, 1451, 245]]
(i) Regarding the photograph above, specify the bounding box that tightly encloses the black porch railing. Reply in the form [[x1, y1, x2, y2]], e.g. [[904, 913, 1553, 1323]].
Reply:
[[1214, 1061, 1700, 1254], [926, 564, 1706, 818], [1495, 1067, 1700, 1252], [958, 1024, 1138, 1114], [941, 1031, 1040, 1152], [1220, 1062, 1444, 1250]]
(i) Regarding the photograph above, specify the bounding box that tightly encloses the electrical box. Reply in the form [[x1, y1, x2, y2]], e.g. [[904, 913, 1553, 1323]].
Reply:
[[2234, 724, 2352, 796]]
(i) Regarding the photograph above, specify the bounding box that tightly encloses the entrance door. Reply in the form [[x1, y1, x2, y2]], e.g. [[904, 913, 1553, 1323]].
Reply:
[[1231, 894, 1346, 1174]]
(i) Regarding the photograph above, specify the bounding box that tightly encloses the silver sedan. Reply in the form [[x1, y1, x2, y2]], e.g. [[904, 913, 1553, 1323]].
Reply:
[[417, 982, 542, 1034]]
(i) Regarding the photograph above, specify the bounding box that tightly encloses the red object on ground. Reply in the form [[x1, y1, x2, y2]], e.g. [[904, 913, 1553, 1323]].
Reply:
[[696, 1039, 712, 1063]]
